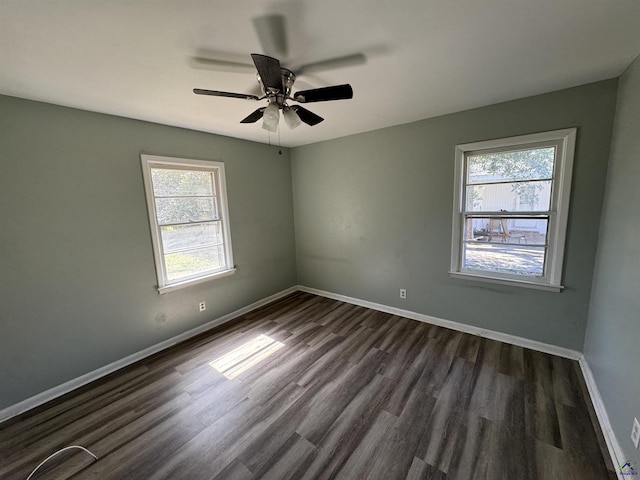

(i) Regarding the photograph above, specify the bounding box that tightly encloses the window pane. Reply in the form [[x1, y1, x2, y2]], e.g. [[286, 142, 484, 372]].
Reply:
[[155, 197, 218, 224], [463, 243, 546, 277], [465, 180, 551, 212], [161, 222, 223, 253], [151, 168, 214, 196], [164, 245, 226, 281], [464, 217, 548, 245], [467, 147, 555, 184]]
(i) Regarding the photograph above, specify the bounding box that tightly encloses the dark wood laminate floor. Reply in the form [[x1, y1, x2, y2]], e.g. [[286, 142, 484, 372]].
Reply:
[[0, 292, 616, 480]]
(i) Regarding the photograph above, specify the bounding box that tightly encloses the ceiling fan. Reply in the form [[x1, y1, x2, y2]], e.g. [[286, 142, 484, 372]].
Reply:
[[192, 14, 362, 131]]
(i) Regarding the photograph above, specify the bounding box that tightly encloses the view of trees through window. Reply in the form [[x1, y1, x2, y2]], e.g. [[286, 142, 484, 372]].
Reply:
[[462, 146, 556, 277], [150, 168, 226, 281]]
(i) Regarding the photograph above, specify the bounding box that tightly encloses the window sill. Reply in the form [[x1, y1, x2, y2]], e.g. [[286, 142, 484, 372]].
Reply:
[[449, 271, 563, 292], [157, 268, 237, 294]]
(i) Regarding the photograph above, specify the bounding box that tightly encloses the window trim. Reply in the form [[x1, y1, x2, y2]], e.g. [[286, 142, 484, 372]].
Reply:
[[140, 154, 235, 294], [450, 128, 576, 292]]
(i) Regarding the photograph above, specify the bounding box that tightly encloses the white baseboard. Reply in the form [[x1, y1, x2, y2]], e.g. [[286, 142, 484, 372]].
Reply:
[[0, 286, 298, 424], [298, 285, 581, 360], [578, 356, 625, 480]]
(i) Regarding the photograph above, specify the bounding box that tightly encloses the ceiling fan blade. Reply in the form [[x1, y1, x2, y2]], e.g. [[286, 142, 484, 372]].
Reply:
[[193, 88, 260, 101], [292, 105, 324, 126], [240, 108, 266, 123], [251, 53, 283, 92], [190, 57, 256, 73], [190, 49, 256, 73], [252, 14, 288, 59], [295, 53, 366, 75], [293, 84, 353, 103]]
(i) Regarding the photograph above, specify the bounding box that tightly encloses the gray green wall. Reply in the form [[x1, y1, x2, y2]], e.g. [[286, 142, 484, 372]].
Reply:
[[585, 55, 640, 468], [0, 95, 296, 410], [292, 80, 618, 351], [0, 77, 630, 425]]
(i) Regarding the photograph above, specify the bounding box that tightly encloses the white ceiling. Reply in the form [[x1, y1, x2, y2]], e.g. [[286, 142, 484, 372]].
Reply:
[[1, 0, 639, 148]]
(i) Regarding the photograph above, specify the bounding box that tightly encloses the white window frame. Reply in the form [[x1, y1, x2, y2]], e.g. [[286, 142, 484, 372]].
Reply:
[[450, 128, 576, 292], [140, 154, 235, 294]]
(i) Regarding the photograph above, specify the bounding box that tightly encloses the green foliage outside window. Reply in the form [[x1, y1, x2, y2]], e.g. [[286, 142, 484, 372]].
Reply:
[[468, 147, 555, 208]]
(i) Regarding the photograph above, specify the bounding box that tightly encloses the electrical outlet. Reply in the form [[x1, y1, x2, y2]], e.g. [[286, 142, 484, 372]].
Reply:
[[198, 301, 206, 312], [632, 417, 640, 449], [400, 289, 407, 299]]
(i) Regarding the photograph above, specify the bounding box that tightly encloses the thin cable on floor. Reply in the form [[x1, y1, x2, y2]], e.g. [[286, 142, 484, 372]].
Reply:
[[25, 445, 98, 480]]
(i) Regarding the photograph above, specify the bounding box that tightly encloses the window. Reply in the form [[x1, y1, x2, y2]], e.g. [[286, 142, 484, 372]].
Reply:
[[450, 129, 576, 292], [140, 154, 235, 293]]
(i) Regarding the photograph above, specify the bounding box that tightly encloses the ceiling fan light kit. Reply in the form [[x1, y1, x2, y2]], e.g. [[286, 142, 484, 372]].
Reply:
[[283, 106, 302, 130], [262, 102, 280, 132]]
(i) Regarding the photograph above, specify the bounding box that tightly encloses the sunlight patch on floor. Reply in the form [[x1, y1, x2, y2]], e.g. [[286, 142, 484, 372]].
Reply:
[[209, 334, 284, 379]]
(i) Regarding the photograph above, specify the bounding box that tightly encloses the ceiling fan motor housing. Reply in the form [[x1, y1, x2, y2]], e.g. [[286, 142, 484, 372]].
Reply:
[[258, 68, 296, 108]]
